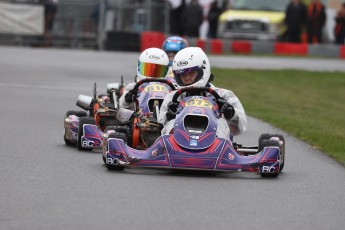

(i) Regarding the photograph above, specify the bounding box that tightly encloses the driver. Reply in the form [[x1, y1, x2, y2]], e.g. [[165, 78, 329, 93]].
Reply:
[[162, 36, 188, 82], [119, 47, 170, 111], [158, 47, 247, 140]]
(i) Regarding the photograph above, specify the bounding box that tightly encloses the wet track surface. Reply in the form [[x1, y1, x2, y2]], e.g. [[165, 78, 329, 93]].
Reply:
[[1, 47, 344, 230]]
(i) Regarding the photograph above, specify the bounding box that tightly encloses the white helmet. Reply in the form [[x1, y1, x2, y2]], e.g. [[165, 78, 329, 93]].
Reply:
[[172, 47, 210, 88], [137, 48, 169, 81]]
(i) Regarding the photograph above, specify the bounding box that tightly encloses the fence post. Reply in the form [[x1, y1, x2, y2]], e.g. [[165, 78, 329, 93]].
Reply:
[[98, 0, 106, 50]]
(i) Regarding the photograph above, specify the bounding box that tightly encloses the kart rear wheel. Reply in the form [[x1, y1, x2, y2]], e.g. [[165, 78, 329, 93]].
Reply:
[[259, 133, 285, 172], [64, 110, 88, 145], [65, 110, 87, 118], [105, 132, 127, 171], [77, 117, 96, 151]]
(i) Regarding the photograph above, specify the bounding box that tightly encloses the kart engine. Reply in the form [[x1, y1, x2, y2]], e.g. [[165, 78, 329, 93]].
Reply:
[[137, 117, 161, 149]]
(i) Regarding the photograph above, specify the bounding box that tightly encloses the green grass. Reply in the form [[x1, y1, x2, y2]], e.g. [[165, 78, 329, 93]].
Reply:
[[212, 68, 345, 166]]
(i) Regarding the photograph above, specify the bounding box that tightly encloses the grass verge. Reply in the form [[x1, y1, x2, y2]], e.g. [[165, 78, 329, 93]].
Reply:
[[213, 68, 345, 166]]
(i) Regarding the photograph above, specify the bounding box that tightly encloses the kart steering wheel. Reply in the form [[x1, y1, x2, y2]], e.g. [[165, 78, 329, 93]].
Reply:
[[130, 78, 176, 99], [171, 87, 221, 105]]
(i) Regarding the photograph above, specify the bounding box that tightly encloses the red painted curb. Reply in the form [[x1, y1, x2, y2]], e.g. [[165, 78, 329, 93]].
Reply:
[[274, 43, 308, 56], [231, 41, 251, 54]]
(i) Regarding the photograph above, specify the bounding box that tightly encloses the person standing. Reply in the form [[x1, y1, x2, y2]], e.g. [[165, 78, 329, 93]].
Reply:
[[181, 0, 204, 38], [334, 2, 345, 45], [284, 0, 307, 43], [306, 0, 326, 44], [169, 0, 186, 36], [207, 1, 225, 38], [40, 0, 58, 34]]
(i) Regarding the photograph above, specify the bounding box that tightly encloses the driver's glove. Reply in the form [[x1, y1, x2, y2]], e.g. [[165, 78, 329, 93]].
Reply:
[[217, 98, 235, 119], [166, 101, 179, 121], [124, 90, 135, 103]]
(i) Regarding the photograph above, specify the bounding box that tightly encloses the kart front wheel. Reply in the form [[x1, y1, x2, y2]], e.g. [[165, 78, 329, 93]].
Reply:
[[259, 139, 280, 178], [64, 110, 87, 145], [259, 133, 285, 172], [77, 117, 96, 151], [105, 132, 127, 171]]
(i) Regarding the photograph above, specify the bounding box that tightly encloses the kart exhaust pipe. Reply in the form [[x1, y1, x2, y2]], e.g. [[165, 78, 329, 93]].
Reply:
[[76, 95, 93, 110]]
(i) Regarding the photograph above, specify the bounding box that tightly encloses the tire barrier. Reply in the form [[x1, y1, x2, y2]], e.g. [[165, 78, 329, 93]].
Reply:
[[105, 31, 140, 52], [274, 43, 308, 56], [140, 31, 165, 52], [104, 31, 345, 59], [341, 46, 345, 59]]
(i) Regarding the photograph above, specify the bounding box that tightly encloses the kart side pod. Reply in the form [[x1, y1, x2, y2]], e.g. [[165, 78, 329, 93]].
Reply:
[[76, 95, 93, 110]]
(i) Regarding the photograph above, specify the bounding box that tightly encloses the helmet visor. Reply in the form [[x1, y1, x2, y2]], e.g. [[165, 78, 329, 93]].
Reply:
[[138, 62, 168, 78], [173, 66, 203, 87]]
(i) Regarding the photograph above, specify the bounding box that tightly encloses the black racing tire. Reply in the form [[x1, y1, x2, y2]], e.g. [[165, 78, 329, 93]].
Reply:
[[65, 110, 87, 118], [104, 126, 118, 133], [64, 135, 73, 146], [77, 117, 96, 151], [259, 139, 281, 178], [105, 132, 127, 171], [259, 133, 285, 172], [64, 110, 88, 145]]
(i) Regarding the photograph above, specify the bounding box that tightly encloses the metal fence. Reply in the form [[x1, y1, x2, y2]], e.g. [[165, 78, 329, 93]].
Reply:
[[0, 0, 170, 49]]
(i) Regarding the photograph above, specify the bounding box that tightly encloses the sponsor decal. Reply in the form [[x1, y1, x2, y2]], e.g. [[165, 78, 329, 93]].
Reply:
[[188, 130, 202, 134], [174, 69, 185, 74], [185, 98, 213, 109], [261, 166, 276, 173], [151, 149, 158, 157], [228, 153, 235, 160], [149, 55, 160, 60], [82, 140, 94, 147], [144, 85, 168, 93], [177, 60, 188, 67], [190, 139, 198, 146], [107, 158, 116, 165], [190, 135, 200, 140]]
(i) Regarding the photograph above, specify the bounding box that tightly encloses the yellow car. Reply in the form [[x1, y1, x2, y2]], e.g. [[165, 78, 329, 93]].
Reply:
[[218, 0, 288, 40]]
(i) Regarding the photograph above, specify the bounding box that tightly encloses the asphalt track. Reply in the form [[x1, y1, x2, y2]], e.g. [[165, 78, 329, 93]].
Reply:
[[1, 46, 344, 230]]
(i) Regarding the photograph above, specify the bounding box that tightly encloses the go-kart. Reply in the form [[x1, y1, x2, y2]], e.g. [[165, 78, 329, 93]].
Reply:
[[63, 79, 124, 150], [76, 78, 176, 151], [102, 87, 286, 178]]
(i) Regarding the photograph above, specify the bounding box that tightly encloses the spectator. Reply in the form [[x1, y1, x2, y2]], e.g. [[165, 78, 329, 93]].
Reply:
[[41, 0, 58, 34], [181, 0, 204, 38], [306, 0, 326, 44], [334, 2, 345, 45], [169, 0, 186, 36], [283, 0, 307, 43], [90, 0, 110, 33], [207, 1, 224, 38]]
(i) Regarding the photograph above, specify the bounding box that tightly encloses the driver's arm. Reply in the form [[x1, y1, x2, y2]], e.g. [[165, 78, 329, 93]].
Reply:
[[215, 88, 247, 135], [119, 83, 136, 109], [158, 91, 175, 125]]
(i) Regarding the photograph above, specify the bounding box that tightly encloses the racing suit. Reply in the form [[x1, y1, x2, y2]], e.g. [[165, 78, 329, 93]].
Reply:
[[158, 86, 247, 140], [116, 82, 137, 123], [119, 82, 136, 110]]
